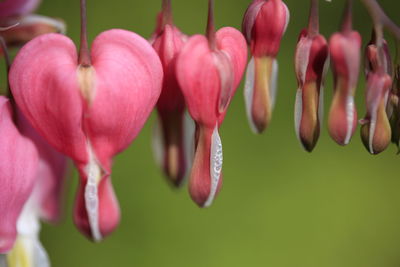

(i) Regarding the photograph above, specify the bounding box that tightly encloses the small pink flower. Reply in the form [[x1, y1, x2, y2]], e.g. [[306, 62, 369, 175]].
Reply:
[[176, 0, 247, 207], [242, 0, 289, 133], [328, 21, 361, 145], [151, 0, 194, 187], [294, 29, 329, 152], [9, 2, 163, 241], [0, 96, 38, 253]]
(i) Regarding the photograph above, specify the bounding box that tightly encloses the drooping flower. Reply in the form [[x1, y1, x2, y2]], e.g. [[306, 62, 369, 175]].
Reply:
[[294, 0, 329, 152], [360, 33, 392, 155], [0, 96, 39, 254], [176, 0, 247, 207], [150, 0, 195, 187], [360, 72, 392, 154], [328, 0, 361, 146], [3, 111, 69, 267], [9, 0, 163, 241], [242, 0, 289, 133]]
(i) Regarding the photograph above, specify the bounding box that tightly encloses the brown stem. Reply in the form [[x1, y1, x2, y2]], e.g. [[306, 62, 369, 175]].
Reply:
[[341, 0, 353, 33], [161, 0, 172, 28], [307, 0, 319, 37], [206, 0, 216, 50], [360, 0, 400, 41], [79, 0, 91, 66]]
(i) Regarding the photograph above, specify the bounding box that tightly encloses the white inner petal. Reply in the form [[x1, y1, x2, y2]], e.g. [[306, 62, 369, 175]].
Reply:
[[244, 57, 258, 133], [204, 125, 223, 208], [270, 59, 279, 110], [33, 238, 49, 267], [294, 89, 303, 142], [20, 14, 66, 34], [345, 96, 355, 145], [84, 145, 102, 242]]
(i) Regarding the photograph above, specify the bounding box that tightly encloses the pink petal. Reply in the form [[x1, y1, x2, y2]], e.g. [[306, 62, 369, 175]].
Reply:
[[85, 29, 163, 171], [9, 33, 88, 164], [17, 110, 68, 223], [0, 96, 38, 253]]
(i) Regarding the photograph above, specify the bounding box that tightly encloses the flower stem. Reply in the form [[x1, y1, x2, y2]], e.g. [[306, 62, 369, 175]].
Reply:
[[308, 0, 319, 37], [341, 0, 353, 33], [206, 0, 216, 50], [360, 0, 400, 42], [79, 0, 91, 66], [161, 0, 172, 28]]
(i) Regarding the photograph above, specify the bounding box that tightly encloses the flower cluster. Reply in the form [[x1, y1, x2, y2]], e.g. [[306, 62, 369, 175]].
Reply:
[[1, 0, 400, 266]]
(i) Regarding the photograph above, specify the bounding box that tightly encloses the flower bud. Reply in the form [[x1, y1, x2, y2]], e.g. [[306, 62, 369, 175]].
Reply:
[[151, 3, 194, 187], [294, 29, 329, 152], [328, 31, 361, 145], [176, 4, 247, 207], [360, 72, 392, 154], [242, 0, 289, 133]]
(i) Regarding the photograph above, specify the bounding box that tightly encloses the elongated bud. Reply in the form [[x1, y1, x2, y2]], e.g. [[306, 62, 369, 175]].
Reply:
[[294, 29, 329, 152], [328, 30, 361, 145], [360, 72, 392, 154], [242, 0, 289, 133], [151, 1, 194, 187]]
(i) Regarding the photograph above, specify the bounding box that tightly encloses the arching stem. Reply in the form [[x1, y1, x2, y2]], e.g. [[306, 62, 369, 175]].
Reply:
[[79, 0, 91, 66], [206, 0, 216, 50], [308, 0, 319, 37]]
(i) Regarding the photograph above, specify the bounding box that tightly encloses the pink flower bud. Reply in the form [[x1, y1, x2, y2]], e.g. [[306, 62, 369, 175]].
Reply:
[[360, 72, 392, 154], [294, 29, 329, 152], [328, 31, 361, 145], [151, 3, 194, 187], [0, 0, 40, 19], [242, 0, 289, 133], [9, 29, 163, 241], [0, 96, 38, 253], [176, 7, 247, 207]]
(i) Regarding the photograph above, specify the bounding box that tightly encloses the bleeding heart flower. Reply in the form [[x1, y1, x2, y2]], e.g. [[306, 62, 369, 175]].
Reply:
[[360, 72, 392, 154], [0, 96, 38, 253], [151, 0, 194, 187], [328, 2, 361, 146], [2, 111, 69, 267], [294, 29, 329, 152], [9, 0, 163, 241], [242, 0, 289, 133], [176, 0, 247, 207]]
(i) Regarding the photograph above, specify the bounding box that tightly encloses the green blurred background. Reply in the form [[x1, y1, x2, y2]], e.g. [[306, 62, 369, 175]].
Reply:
[[29, 0, 400, 266]]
